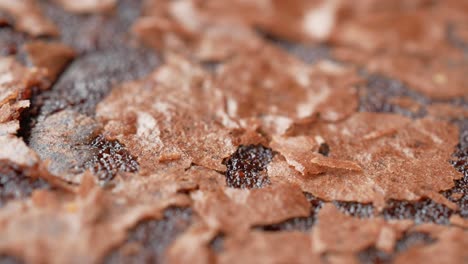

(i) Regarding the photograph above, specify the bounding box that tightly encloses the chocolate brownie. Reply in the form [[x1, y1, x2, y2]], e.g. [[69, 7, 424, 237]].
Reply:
[[0, 0, 467, 263]]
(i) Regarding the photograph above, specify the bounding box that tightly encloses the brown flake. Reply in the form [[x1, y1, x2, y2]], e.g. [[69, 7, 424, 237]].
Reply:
[[0, 57, 44, 105], [215, 46, 359, 134], [0, 0, 466, 262], [23, 41, 76, 85], [394, 224, 468, 264], [0, 135, 38, 168], [269, 113, 461, 208], [312, 204, 412, 254], [0, 186, 186, 264], [192, 183, 311, 234], [0, 100, 28, 135], [427, 103, 468, 121], [332, 10, 447, 55], [96, 55, 237, 173], [271, 135, 361, 176], [166, 223, 217, 264], [219, 230, 320, 264], [133, 0, 263, 61], [0, 0, 58, 36]]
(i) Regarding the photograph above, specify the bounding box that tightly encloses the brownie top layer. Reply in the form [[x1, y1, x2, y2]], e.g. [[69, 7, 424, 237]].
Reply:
[[0, 0, 467, 263]]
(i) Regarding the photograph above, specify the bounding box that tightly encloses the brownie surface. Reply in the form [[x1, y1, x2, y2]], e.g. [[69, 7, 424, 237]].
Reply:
[[0, 0, 467, 263]]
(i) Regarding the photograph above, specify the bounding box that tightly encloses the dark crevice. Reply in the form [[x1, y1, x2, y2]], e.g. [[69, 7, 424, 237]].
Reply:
[[18, 0, 159, 143], [359, 74, 429, 118], [0, 27, 29, 57], [83, 135, 139, 183], [255, 193, 323, 232], [318, 142, 330, 157], [333, 201, 374, 218], [38, 0, 145, 54], [0, 164, 50, 208], [209, 233, 225, 253], [255, 29, 330, 64], [442, 142, 468, 218], [25, 46, 158, 122], [12, 0, 158, 186], [358, 247, 393, 264], [103, 207, 192, 264], [223, 145, 273, 189], [447, 23, 468, 54], [359, 73, 467, 222], [0, 255, 23, 264], [394, 231, 436, 253], [17, 87, 42, 144], [359, 73, 468, 120], [358, 231, 436, 264], [381, 198, 454, 225]]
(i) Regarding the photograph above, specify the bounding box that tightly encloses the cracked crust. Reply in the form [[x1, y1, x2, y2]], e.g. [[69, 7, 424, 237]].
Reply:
[[0, 0, 467, 263]]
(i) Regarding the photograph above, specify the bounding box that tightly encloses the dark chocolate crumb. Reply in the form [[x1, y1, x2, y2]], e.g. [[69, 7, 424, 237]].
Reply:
[[84, 135, 139, 183], [104, 207, 192, 264], [223, 145, 273, 189], [382, 198, 454, 225], [256, 193, 323, 231], [318, 142, 330, 156], [333, 201, 374, 218], [0, 164, 49, 208]]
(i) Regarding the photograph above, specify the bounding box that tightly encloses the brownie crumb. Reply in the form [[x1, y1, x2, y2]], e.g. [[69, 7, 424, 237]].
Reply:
[[84, 135, 139, 183], [382, 198, 454, 225], [223, 145, 273, 189], [104, 207, 192, 264], [333, 201, 374, 218], [394, 232, 436, 253], [256, 193, 323, 231], [0, 165, 49, 208]]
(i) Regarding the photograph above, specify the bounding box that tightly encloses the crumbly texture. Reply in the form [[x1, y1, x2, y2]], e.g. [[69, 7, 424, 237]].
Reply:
[[0, 0, 467, 263]]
